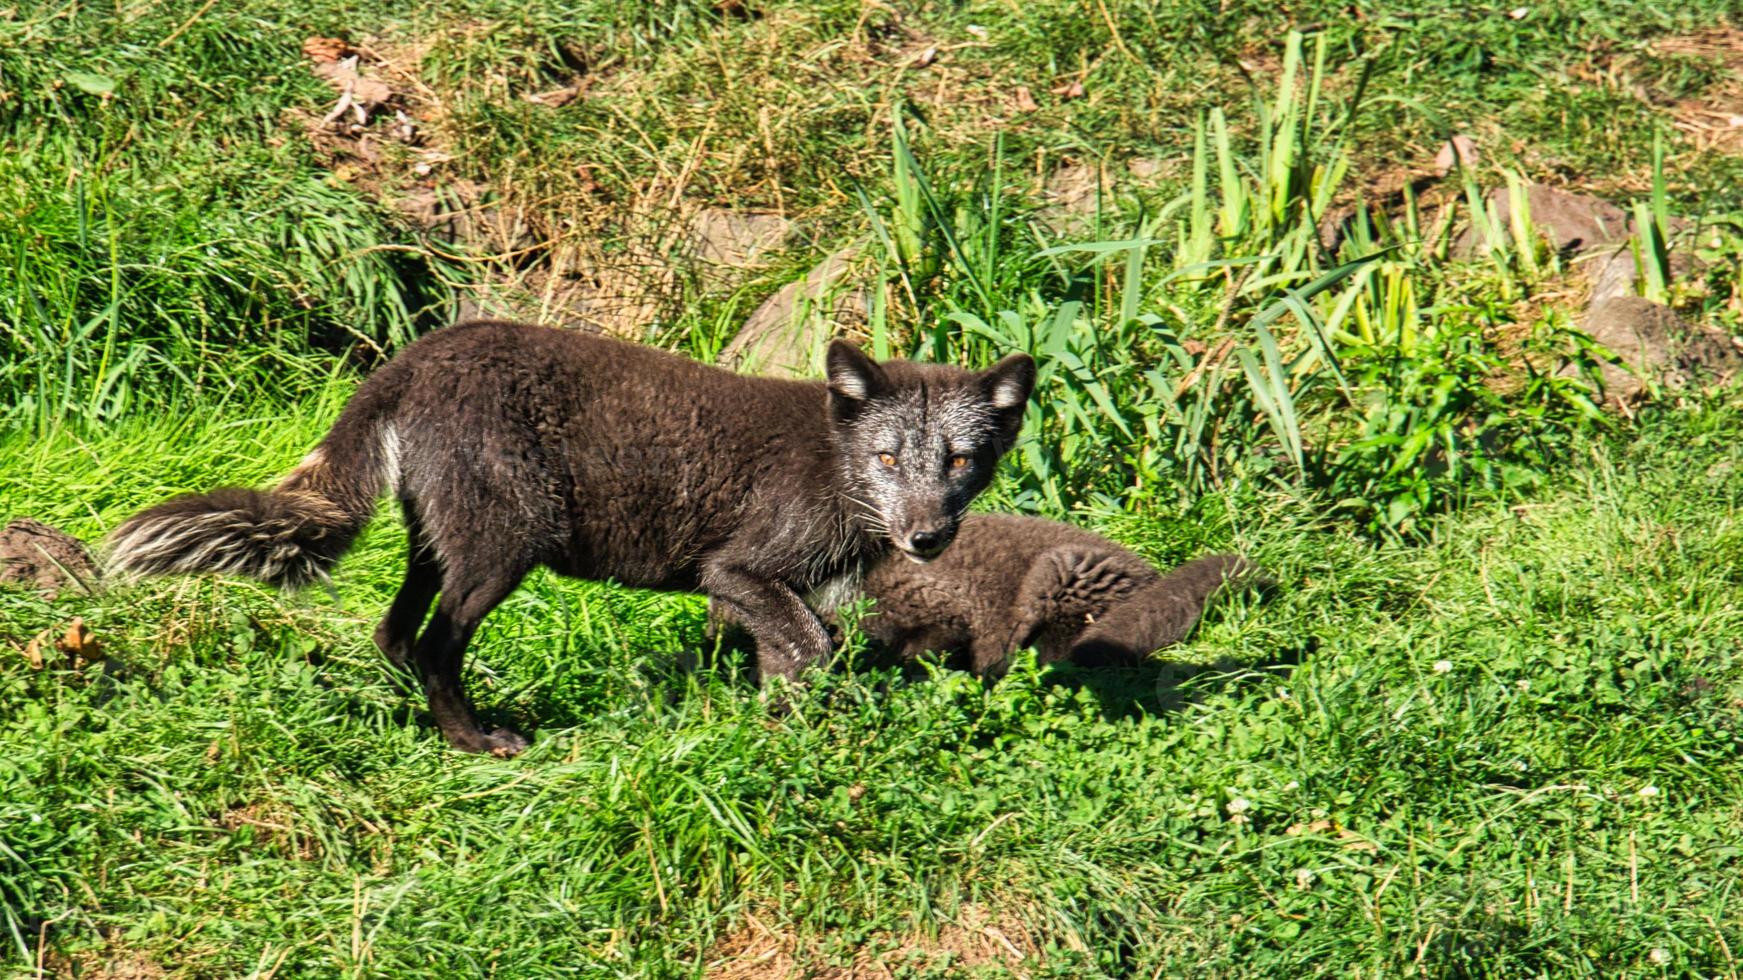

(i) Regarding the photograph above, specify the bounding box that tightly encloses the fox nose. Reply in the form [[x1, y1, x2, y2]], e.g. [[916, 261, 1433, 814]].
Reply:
[[904, 528, 948, 557]]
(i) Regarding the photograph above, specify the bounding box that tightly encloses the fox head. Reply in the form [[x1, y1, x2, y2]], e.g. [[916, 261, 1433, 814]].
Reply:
[[826, 340, 1035, 563]]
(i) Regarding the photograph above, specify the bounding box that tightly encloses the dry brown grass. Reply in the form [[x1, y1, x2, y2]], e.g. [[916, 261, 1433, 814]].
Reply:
[[43, 942, 168, 980], [1655, 28, 1743, 156], [704, 903, 1044, 979], [270, 6, 1233, 344], [216, 800, 324, 862]]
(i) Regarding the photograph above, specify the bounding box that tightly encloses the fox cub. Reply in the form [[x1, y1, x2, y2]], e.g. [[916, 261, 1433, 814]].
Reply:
[[848, 513, 1264, 676]]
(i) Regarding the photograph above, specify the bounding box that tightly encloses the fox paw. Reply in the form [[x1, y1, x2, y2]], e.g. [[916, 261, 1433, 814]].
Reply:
[[449, 726, 530, 758]]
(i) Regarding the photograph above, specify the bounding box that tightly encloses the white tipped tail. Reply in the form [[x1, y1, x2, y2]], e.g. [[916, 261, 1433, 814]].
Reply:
[[108, 419, 397, 590]]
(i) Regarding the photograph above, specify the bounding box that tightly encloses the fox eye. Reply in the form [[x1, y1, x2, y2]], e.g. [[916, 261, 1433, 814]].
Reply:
[[877, 452, 898, 467], [947, 454, 970, 471]]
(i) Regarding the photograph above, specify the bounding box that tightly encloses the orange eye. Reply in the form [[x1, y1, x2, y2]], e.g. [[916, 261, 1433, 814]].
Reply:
[[877, 452, 897, 467], [948, 454, 970, 470]]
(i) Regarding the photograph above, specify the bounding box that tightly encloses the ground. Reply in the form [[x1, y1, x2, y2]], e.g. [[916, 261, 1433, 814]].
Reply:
[[5, 1, 1743, 977]]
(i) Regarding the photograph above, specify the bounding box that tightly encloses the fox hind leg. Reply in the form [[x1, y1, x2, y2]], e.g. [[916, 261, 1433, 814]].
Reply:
[[408, 556, 533, 756], [374, 501, 441, 669]]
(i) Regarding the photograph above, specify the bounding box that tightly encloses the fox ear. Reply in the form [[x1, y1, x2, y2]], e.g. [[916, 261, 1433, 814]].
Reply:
[[826, 340, 887, 402], [981, 352, 1036, 412]]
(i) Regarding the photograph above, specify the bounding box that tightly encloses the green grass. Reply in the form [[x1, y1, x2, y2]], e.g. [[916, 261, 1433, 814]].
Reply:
[[8, 0, 1743, 430], [8, 1, 1743, 975], [5, 388, 1743, 977]]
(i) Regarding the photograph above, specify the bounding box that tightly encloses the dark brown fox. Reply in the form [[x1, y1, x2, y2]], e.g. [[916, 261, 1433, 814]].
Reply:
[[108, 321, 1034, 755], [847, 513, 1266, 677]]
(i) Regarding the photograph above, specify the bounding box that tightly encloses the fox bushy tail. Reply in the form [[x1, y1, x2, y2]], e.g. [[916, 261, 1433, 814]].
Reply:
[[1071, 554, 1268, 665], [107, 388, 400, 590]]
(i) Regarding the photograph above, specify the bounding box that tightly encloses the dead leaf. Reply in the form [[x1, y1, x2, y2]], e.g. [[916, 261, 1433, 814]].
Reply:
[[1337, 829, 1380, 854], [907, 47, 937, 69], [312, 59, 396, 106], [1182, 338, 1208, 356], [57, 617, 101, 663], [1283, 819, 1379, 852], [311, 56, 397, 128], [1050, 79, 1085, 100], [21, 633, 45, 669], [302, 36, 353, 64], [1433, 134, 1479, 175], [1011, 85, 1040, 113], [21, 617, 101, 668], [524, 86, 580, 108]]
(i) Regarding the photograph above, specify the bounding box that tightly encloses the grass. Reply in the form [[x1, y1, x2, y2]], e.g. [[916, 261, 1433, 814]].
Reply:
[[5, 385, 1743, 977], [7, 0, 1743, 975], [8, 0, 1743, 421]]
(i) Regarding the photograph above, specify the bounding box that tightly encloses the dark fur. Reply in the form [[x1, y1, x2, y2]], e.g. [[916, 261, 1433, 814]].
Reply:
[[108, 321, 1034, 755], [848, 513, 1266, 677]]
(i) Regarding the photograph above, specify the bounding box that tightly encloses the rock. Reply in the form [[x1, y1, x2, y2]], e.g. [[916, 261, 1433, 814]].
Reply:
[[1585, 247, 1638, 306], [1033, 162, 1106, 234], [1577, 226, 1700, 315], [687, 209, 792, 270], [400, 180, 535, 254], [1676, 318, 1743, 384], [1575, 297, 1743, 401], [1044, 162, 1100, 211], [0, 519, 98, 599], [721, 248, 866, 377], [451, 268, 614, 334], [1457, 184, 1630, 257], [1126, 157, 1169, 181], [523, 85, 582, 108]]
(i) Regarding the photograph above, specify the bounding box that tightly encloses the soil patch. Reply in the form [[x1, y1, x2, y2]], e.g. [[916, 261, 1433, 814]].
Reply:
[[0, 519, 97, 599]]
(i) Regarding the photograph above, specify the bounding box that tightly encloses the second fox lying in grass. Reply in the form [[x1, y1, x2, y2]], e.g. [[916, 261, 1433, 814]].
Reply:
[[857, 514, 1265, 676], [107, 321, 1034, 755], [857, 514, 1264, 676], [719, 514, 1263, 677]]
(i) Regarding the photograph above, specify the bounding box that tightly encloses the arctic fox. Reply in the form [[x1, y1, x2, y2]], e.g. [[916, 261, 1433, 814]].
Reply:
[[108, 321, 1035, 755], [846, 513, 1264, 677]]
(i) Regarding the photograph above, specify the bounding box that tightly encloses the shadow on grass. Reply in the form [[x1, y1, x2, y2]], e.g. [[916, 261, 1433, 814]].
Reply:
[[407, 586, 1304, 740], [1037, 640, 1308, 721], [652, 607, 1308, 725]]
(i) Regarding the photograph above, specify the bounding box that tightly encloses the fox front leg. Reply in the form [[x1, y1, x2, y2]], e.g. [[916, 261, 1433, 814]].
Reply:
[[701, 565, 835, 685]]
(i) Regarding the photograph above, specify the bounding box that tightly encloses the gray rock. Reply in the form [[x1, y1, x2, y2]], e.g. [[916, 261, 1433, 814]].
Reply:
[[686, 209, 792, 270], [1126, 157, 1170, 181], [1575, 297, 1742, 401], [1034, 163, 1107, 233], [1584, 247, 1639, 306], [721, 248, 866, 377], [400, 180, 536, 254], [1457, 184, 1629, 257]]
